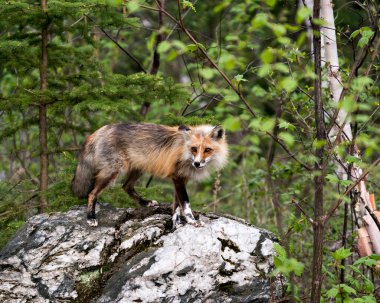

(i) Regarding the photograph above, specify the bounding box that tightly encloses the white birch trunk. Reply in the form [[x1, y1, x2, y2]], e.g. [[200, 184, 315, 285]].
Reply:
[[321, 0, 351, 141], [321, 0, 380, 253]]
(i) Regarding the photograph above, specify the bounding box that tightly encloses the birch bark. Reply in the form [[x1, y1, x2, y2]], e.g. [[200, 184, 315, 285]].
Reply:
[[321, 0, 380, 253]]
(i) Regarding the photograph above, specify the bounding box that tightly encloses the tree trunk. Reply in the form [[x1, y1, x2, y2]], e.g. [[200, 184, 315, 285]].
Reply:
[[140, 0, 165, 118], [321, 0, 380, 255], [311, 1, 326, 302], [322, 0, 351, 142], [39, 0, 49, 213]]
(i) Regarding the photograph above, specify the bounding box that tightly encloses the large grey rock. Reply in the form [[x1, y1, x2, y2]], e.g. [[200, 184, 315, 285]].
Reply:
[[0, 203, 283, 302]]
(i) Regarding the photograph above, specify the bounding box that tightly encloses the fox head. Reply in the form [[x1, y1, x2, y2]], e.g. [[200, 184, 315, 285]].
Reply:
[[180, 125, 228, 171]]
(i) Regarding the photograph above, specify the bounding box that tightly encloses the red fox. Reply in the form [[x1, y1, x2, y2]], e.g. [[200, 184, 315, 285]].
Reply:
[[71, 123, 228, 227]]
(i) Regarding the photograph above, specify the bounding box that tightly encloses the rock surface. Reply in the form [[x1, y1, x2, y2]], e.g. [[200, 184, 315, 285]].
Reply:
[[0, 203, 283, 302]]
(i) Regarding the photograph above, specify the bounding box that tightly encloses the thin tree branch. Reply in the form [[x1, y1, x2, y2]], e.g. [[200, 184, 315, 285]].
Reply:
[[85, 14, 146, 73], [291, 199, 314, 225], [364, 205, 380, 231]]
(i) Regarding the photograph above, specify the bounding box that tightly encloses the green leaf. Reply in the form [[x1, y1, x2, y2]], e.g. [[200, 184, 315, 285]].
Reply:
[[274, 63, 288, 73], [277, 37, 291, 45], [326, 174, 339, 184], [258, 64, 271, 77], [265, 0, 276, 7], [167, 50, 178, 61], [340, 96, 357, 113], [363, 279, 374, 293], [340, 180, 353, 186], [224, 91, 239, 102], [358, 37, 369, 48], [260, 48, 273, 64], [196, 42, 206, 51], [126, 0, 140, 13], [271, 24, 287, 37], [234, 74, 247, 83], [199, 68, 215, 80], [261, 118, 275, 132], [186, 44, 198, 52], [369, 254, 380, 260], [223, 116, 241, 131], [107, 0, 123, 6], [147, 33, 157, 52], [251, 85, 267, 97], [278, 132, 295, 146], [296, 6, 311, 24], [157, 41, 171, 53], [274, 243, 287, 258], [326, 286, 339, 298], [182, 0, 196, 12], [350, 29, 360, 39], [354, 296, 376, 303], [219, 53, 236, 70], [312, 18, 325, 26], [280, 77, 298, 93], [351, 76, 373, 92], [362, 28, 374, 38], [340, 284, 356, 295], [288, 258, 304, 276], [353, 256, 368, 266], [249, 117, 262, 130], [363, 258, 378, 267], [185, 42, 206, 52], [252, 13, 268, 29], [279, 120, 296, 131], [172, 40, 186, 51], [346, 155, 360, 164], [213, 0, 230, 13], [331, 247, 352, 261]]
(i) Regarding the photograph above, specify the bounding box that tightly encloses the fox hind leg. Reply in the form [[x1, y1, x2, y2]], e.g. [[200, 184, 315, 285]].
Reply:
[[87, 171, 118, 226], [123, 170, 158, 207]]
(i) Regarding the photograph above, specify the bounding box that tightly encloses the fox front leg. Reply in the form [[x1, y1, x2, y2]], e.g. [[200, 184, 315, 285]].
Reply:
[[172, 177, 203, 227], [172, 205, 182, 229]]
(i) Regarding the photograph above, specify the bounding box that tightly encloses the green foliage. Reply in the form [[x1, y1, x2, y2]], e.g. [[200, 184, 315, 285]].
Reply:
[[350, 27, 375, 48], [274, 243, 305, 277], [324, 249, 378, 302]]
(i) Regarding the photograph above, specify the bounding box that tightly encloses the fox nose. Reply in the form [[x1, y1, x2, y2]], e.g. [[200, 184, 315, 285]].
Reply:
[[194, 161, 200, 168]]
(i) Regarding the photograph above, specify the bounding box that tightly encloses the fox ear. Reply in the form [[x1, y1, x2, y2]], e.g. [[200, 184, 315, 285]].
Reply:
[[178, 125, 191, 131], [178, 125, 191, 140], [210, 125, 224, 141]]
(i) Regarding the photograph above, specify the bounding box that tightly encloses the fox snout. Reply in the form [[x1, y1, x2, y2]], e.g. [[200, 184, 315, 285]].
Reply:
[[192, 158, 209, 168], [192, 159, 206, 169]]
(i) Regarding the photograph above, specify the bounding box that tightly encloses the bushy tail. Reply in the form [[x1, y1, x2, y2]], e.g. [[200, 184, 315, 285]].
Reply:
[[71, 157, 95, 198]]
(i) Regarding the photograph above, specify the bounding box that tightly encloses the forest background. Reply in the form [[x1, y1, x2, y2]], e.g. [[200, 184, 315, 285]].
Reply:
[[0, 0, 379, 302]]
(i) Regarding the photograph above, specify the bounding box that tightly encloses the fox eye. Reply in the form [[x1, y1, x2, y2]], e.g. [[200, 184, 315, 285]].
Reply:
[[204, 148, 213, 153], [191, 147, 197, 153]]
